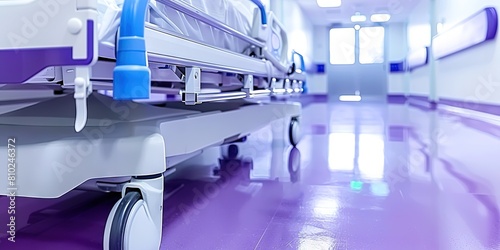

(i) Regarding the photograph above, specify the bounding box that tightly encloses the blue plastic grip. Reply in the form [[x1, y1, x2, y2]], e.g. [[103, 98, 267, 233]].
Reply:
[[113, 0, 151, 100], [249, 0, 267, 25]]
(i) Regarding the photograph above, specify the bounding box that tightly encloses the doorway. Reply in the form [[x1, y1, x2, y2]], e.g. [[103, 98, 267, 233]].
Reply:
[[328, 25, 388, 101]]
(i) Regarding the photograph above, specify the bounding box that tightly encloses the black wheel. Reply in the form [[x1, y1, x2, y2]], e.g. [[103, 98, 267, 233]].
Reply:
[[289, 117, 301, 147], [109, 191, 142, 250], [53, 89, 65, 95]]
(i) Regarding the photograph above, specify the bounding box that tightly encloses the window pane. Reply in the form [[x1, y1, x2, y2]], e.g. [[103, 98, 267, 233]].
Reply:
[[359, 27, 385, 64], [330, 28, 355, 65]]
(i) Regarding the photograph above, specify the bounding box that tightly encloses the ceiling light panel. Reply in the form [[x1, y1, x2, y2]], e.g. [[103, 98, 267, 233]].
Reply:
[[317, 0, 342, 8], [371, 14, 391, 22]]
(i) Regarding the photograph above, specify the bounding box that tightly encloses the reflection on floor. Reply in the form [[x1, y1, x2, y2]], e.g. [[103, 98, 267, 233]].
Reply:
[[0, 97, 499, 250]]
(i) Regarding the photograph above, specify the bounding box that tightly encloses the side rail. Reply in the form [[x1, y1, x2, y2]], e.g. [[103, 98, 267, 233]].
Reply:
[[0, 0, 98, 132], [406, 47, 429, 72], [291, 50, 306, 93], [291, 50, 305, 74], [252, 11, 290, 73]]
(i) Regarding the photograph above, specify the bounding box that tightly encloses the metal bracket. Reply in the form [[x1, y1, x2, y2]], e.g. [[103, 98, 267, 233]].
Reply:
[[182, 67, 201, 105], [242, 74, 254, 96]]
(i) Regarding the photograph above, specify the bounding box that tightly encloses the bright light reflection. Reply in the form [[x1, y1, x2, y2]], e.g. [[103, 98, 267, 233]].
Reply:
[[328, 133, 355, 171], [299, 238, 336, 250], [358, 134, 385, 180], [312, 198, 339, 217], [370, 182, 390, 196]]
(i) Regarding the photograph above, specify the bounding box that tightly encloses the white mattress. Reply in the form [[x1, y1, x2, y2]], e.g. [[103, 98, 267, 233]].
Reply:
[[97, 0, 259, 53]]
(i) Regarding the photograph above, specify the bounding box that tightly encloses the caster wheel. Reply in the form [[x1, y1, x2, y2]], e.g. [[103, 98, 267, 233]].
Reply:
[[289, 117, 301, 147], [106, 191, 160, 250]]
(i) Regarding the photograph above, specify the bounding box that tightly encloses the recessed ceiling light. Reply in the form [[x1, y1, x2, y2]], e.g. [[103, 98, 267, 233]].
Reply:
[[351, 13, 366, 22], [371, 14, 391, 22], [317, 0, 342, 8]]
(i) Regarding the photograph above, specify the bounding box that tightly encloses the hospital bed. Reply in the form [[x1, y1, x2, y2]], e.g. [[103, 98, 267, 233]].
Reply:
[[0, 0, 305, 249]]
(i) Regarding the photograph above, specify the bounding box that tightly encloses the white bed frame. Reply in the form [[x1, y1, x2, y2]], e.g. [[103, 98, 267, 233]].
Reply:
[[0, 1, 304, 249]]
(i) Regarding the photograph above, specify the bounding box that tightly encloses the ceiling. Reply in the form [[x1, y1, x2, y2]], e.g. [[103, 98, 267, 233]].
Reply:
[[295, 0, 423, 26]]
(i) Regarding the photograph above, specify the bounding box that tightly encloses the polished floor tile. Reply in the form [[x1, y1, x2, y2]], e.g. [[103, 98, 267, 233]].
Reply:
[[1, 97, 500, 249]]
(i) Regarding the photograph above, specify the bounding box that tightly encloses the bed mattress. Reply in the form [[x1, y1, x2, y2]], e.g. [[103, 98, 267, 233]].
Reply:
[[97, 0, 259, 54]]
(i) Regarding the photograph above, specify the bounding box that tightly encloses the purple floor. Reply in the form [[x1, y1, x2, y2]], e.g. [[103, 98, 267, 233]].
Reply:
[[1, 98, 500, 249]]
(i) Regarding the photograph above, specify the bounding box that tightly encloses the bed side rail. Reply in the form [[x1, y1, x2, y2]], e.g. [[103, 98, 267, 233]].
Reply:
[[291, 50, 305, 73], [249, 0, 267, 25], [252, 12, 290, 73], [291, 50, 307, 93], [0, 0, 98, 84], [155, 0, 265, 47]]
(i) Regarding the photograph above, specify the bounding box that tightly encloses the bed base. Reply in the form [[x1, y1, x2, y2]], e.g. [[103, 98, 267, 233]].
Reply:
[[0, 92, 301, 249]]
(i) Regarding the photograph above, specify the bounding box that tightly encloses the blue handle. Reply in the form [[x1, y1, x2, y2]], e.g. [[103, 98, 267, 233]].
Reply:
[[113, 0, 151, 100], [249, 0, 267, 25], [291, 50, 305, 72]]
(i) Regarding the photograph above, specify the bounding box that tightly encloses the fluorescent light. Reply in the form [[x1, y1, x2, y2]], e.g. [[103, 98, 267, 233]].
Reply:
[[351, 14, 366, 22], [339, 95, 362, 102], [371, 14, 391, 22], [317, 0, 341, 8]]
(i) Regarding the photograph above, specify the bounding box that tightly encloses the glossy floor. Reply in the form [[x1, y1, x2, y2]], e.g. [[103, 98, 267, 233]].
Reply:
[[1, 98, 499, 250]]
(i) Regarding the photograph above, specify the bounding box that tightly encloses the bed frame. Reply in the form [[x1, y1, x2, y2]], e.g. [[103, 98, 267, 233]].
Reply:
[[0, 0, 305, 249]]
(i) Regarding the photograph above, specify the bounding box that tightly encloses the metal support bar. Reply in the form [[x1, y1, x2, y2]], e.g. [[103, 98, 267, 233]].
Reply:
[[196, 92, 247, 102]]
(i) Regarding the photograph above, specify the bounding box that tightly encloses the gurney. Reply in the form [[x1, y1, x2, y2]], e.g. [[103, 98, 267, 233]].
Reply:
[[0, 0, 305, 249]]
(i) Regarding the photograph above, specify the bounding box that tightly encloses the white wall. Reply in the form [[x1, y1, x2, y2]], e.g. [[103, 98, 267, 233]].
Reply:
[[271, 0, 313, 64], [435, 0, 500, 105], [308, 26, 329, 94], [409, 67, 431, 96], [407, 0, 500, 104], [386, 23, 409, 95], [271, 0, 324, 94], [406, 0, 431, 97]]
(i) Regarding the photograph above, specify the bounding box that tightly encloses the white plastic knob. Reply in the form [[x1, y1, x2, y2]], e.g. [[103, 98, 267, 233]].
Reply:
[[67, 18, 83, 35]]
